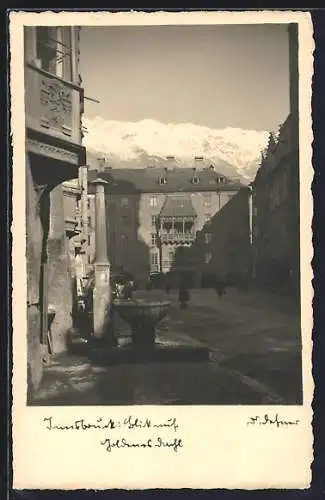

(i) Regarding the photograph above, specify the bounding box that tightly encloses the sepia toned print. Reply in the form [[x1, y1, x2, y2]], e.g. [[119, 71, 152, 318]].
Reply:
[[11, 10, 313, 490], [25, 22, 301, 407]]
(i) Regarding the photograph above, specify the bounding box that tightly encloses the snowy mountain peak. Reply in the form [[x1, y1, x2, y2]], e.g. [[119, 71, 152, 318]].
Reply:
[[82, 116, 269, 182]]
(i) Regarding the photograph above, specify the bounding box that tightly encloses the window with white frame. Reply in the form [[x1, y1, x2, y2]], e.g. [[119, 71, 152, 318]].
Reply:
[[35, 27, 73, 81], [150, 195, 158, 208], [203, 192, 212, 207], [150, 251, 158, 266], [152, 215, 158, 227], [151, 233, 157, 246]]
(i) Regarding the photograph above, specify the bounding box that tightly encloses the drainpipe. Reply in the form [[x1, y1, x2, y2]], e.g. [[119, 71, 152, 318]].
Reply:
[[248, 184, 255, 282]]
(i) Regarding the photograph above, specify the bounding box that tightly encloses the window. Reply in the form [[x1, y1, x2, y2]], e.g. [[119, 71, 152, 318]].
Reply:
[[150, 251, 158, 266], [122, 215, 131, 227], [121, 234, 129, 245], [150, 195, 158, 208], [121, 197, 129, 209], [151, 233, 157, 246], [88, 234, 91, 245], [87, 198, 91, 210], [203, 193, 212, 207], [152, 215, 158, 227], [204, 233, 212, 245], [204, 252, 212, 264], [88, 216, 92, 227], [35, 27, 72, 81]]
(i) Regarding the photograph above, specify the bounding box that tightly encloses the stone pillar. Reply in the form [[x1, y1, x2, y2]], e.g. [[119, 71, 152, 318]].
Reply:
[[79, 164, 89, 269], [91, 178, 113, 341]]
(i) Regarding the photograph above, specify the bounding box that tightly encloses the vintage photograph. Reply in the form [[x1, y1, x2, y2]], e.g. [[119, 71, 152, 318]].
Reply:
[[25, 21, 302, 406]]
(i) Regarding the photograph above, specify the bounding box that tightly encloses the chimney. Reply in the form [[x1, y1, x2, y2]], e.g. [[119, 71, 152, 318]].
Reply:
[[97, 157, 106, 171], [194, 156, 204, 169], [166, 155, 175, 166]]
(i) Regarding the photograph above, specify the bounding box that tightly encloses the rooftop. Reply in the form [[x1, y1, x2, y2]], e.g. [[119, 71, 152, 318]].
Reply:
[[160, 194, 197, 218], [87, 167, 243, 194]]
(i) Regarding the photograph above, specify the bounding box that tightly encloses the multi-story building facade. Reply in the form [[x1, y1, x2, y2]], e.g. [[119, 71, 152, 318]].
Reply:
[[62, 164, 89, 297], [251, 24, 299, 295], [25, 26, 86, 396], [251, 113, 299, 292], [86, 156, 243, 287]]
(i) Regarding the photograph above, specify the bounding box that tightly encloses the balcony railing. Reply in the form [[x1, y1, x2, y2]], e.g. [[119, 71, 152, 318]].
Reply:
[[160, 231, 196, 244], [25, 63, 83, 145]]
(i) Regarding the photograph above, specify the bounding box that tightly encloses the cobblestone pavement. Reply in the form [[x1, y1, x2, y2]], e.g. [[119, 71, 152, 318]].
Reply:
[[31, 287, 303, 406]]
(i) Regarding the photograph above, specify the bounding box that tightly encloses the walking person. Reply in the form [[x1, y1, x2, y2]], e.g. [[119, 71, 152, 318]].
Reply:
[[215, 275, 226, 299], [165, 276, 171, 294], [178, 274, 190, 309]]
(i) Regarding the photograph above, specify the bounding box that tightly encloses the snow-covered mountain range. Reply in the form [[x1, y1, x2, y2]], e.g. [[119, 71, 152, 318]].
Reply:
[[82, 116, 270, 182]]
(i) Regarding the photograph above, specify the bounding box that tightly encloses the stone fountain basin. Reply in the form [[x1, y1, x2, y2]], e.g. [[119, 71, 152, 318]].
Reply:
[[113, 299, 170, 326]]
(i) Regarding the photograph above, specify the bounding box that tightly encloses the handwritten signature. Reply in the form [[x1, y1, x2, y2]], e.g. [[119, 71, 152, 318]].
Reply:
[[100, 437, 183, 453], [247, 413, 300, 428], [43, 415, 179, 433]]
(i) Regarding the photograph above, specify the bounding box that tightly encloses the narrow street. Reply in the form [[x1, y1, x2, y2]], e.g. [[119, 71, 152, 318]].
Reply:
[[32, 287, 302, 406]]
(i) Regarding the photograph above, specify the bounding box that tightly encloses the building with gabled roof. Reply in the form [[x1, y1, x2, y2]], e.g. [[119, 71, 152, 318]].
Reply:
[[85, 157, 243, 286]]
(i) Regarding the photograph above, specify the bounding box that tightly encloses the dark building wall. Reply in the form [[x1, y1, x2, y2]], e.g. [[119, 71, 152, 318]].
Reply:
[[106, 192, 150, 287], [188, 187, 252, 286], [47, 185, 73, 353], [26, 153, 46, 395], [25, 25, 86, 399], [252, 113, 299, 293]]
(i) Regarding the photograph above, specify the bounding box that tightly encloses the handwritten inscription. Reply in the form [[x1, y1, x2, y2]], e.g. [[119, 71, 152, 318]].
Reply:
[[43, 416, 182, 453], [100, 437, 183, 453], [247, 413, 300, 428], [44, 415, 178, 432]]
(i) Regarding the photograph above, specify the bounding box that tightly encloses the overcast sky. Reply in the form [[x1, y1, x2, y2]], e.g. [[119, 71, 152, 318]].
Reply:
[[80, 23, 290, 132]]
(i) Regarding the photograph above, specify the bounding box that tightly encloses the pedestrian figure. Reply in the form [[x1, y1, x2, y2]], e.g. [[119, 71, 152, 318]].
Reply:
[[215, 277, 226, 299], [178, 275, 190, 309], [122, 280, 133, 299]]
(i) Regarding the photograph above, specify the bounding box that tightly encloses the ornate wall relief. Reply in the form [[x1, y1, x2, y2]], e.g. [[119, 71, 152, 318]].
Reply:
[[40, 77, 73, 134]]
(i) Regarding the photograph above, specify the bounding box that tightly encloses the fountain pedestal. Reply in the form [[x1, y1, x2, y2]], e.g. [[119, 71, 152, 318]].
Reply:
[[131, 325, 155, 348], [113, 299, 170, 348], [81, 298, 211, 365]]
